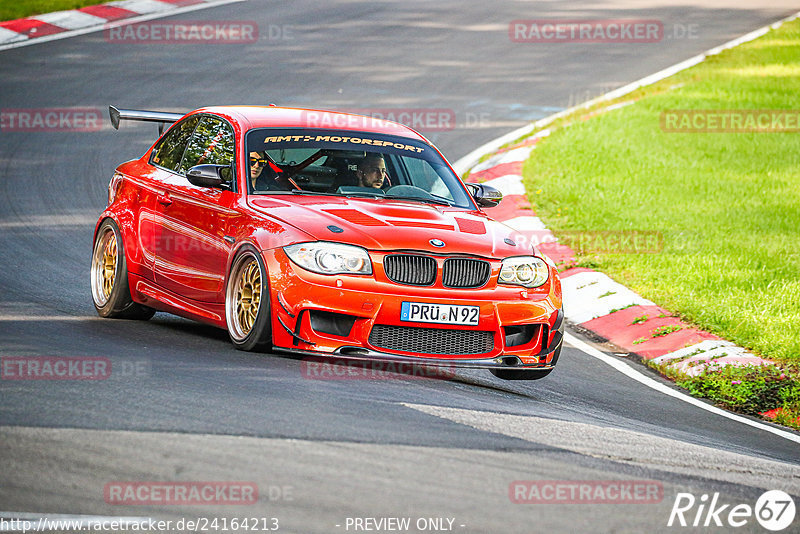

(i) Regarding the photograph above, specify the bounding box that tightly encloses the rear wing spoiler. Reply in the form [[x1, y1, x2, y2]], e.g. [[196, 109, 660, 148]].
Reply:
[[109, 106, 185, 135]]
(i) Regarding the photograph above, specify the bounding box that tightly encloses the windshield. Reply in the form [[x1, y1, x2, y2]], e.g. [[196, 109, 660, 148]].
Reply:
[[245, 128, 474, 208]]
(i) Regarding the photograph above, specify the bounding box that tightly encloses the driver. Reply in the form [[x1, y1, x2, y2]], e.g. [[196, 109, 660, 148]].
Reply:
[[356, 154, 389, 189]]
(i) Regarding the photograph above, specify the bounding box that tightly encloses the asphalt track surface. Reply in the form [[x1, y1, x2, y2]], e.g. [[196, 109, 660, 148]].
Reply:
[[1, 1, 800, 532]]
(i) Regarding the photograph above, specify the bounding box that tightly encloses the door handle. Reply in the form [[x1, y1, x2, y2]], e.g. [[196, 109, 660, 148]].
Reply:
[[157, 194, 172, 206]]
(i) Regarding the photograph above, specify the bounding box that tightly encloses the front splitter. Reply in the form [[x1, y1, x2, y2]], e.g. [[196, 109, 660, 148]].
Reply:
[[275, 345, 558, 370]]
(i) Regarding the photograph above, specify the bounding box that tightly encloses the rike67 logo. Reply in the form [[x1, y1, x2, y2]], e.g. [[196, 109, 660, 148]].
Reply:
[[668, 490, 795, 531]]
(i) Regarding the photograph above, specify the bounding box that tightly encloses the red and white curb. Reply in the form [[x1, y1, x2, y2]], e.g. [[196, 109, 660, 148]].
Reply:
[[453, 16, 800, 386], [467, 133, 577, 269], [0, 0, 243, 51], [465, 122, 776, 379]]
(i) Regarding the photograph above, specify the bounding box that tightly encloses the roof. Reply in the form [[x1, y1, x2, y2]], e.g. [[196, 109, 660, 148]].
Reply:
[[196, 105, 428, 142]]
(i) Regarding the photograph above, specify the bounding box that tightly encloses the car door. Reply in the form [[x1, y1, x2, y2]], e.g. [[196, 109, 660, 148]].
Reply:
[[154, 115, 238, 304], [137, 114, 202, 280]]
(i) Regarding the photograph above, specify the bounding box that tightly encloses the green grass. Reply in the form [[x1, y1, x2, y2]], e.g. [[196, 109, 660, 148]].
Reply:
[[523, 19, 800, 367], [652, 325, 683, 338], [678, 364, 798, 416], [649, 360, 800, 431], [1, 0, 106, 22]]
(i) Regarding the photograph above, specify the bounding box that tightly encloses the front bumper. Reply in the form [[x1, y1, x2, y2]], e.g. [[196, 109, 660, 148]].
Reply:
[[264, 248, 564, 367], [278, 310, 563, 370]]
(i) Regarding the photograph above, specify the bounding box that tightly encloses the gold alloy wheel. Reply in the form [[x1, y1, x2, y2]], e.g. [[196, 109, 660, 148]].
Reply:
[[226, 252, 265, 341], [91, 227, 118, 308], [101, 233, 117, 300], [235, 259, 262, 335]]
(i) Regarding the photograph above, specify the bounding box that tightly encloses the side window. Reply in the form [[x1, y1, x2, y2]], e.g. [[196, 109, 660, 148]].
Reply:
[[180, 116, 235, 182], [151, 116, 200, 172]]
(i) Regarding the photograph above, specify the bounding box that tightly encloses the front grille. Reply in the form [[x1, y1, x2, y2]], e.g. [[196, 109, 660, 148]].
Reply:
[[369, 324, 494, 355], [384, 254, 436, 286], [443, 258, 491, 288]]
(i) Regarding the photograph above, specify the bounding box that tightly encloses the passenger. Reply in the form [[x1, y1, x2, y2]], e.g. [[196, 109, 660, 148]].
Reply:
[[249, 151, 267, 189], [249, 151, 292, 191]]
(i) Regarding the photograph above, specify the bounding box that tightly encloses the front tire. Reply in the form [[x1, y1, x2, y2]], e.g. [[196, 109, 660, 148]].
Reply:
[[90, 219, 155, 320], [490, 345, 561, 380], [225, 246, 272, 351], [490, 367, 553, 381]]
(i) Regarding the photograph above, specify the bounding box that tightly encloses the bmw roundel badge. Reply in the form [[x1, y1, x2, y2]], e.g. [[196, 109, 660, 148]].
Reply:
[[430, 239, 445, 247]]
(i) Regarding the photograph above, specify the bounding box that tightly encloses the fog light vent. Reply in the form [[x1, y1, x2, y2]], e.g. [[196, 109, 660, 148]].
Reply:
[[309, 310, 357, 337], [503, 324, 540, 348]]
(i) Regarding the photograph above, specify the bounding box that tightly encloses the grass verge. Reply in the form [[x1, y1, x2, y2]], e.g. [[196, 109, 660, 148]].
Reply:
[[1, 1, 107, 22], [520, 19, 800, 427], [649, 360, 800, 430]]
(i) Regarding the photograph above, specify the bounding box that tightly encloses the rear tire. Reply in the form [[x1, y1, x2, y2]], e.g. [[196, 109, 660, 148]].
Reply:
[[225, 246, 272, 351], [90, 219, 155, 320]]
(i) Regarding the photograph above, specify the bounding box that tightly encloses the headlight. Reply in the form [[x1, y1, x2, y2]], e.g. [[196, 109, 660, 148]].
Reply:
[[284, 242, 372, 275], [499, 256, 549, 288]]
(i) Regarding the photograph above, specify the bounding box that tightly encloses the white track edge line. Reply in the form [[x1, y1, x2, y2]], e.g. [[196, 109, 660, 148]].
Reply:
[[565, 333, 800, 444], [0, 0, 246, 52], [452, 9, 800, 175]]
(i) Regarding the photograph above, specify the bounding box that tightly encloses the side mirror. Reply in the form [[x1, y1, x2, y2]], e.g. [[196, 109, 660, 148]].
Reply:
[[465, 182, 503, 208], [186, 164, 231, 189]]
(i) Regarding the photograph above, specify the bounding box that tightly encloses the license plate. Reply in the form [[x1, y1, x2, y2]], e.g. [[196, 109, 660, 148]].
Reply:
[[400, 302, 479, 326]]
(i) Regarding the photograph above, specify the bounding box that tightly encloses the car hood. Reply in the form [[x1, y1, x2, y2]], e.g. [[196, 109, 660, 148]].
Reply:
[[248, 195, 523, 257]]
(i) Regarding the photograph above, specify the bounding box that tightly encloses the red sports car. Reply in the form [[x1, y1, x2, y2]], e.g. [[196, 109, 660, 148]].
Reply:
[[91, 105, 563, 379]]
